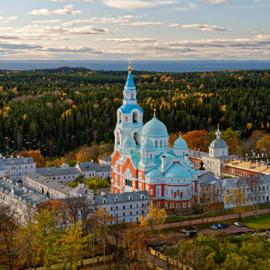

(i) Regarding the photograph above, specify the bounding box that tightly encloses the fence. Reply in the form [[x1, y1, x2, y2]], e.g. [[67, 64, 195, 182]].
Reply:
[[149, 247, 193, 270], [25, 254, 114, 270]]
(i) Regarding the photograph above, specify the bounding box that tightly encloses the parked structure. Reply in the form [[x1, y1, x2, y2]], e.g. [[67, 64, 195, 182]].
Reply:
[[94, 191, 150, 224]]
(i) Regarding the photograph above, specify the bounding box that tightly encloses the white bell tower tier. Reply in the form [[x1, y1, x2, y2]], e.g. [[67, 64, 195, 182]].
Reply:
[[114, 62, 144, 149], [209, 125, 228, 157]]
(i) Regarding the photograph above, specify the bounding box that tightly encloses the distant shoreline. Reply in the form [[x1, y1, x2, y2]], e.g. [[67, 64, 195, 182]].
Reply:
[[0, 60, 270, 73]]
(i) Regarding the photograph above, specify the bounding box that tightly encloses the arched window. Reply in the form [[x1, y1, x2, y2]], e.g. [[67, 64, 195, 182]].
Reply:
[[118, 111, 122, 123], [160, 140, 163, 147], [116, 132, 120, 145], [155, 140, 158, 147], [132, 111, 138, 123], [134, 132, 140, 145]]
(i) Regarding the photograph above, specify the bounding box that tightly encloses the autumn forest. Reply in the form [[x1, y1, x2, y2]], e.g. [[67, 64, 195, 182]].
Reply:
[[0, 67, 270, 160]]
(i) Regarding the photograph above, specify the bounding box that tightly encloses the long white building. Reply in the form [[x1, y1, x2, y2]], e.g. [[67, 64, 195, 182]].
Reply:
[[24, 173, 94, 200], [199, 172, 270, 209], [94, 191, 150, 224], [0, 156, 36, 182], [0, 178, 47, 224]]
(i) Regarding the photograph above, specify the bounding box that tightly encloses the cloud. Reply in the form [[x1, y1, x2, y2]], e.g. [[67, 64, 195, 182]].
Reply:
[[128, 21, 163, 26], [54, 5, 82, 15], [167, 36, 270, 48], [169, 23, 227, 31], [0, 35, 20, 40], [204, 0, 229, 4], [102, 0, 177, 10], [0, 16, 18, 23], [30, 5, 81, 16], [98, 33, 270, 59], [66, 26, 108, 34], [30, 9, 51, 16], [45, 46, 103, 54], [100, 38, 157, 43], [0, 23, 108, 42], [49, 0, 93, 2], [60, 16, 163, 27], [33, 19, 63, 24], [0, 42, 42, 50]]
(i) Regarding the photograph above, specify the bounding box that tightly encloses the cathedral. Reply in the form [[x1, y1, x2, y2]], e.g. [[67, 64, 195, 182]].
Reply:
[[111, 64, 201, 209]]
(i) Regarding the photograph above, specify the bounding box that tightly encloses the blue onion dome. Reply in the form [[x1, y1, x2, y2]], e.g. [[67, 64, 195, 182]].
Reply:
[[142, 117, 168, 138], [141, 138, 155, 152], [210, 138, 227, 149], [123, 136, 136, 148], [173, 136, 188, 150], [210, 125, 227, 148]]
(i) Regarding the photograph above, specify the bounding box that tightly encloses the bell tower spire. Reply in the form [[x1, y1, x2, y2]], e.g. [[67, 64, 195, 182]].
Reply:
[[113, 60, 144, 149], [123, 60, 136, 104], [216, 124, 221, 139]]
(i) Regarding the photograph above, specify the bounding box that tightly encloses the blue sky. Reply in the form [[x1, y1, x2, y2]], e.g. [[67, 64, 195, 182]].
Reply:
[[0, 0, 269, 60]]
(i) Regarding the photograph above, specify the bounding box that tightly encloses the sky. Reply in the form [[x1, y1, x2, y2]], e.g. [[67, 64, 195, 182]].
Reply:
[[0, 0, 270, 60]]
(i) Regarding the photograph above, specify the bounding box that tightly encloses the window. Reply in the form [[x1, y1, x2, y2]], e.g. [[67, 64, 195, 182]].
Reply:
[[130, 205, 132, 208], [123, 205, 125, 209], [134, 132, 140, 145], [132, 112, 138, 123]]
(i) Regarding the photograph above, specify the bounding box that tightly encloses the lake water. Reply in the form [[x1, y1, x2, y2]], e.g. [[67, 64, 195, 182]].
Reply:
[[0, 60, 270, 73]]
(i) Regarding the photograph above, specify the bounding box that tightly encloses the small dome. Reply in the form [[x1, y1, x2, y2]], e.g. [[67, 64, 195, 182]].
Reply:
[[210, 138, 227, 149], [123, 136, 136, 148], [173, 136, 188, 150], [141, 139, 155, 152], [142, 117, 168, 138]]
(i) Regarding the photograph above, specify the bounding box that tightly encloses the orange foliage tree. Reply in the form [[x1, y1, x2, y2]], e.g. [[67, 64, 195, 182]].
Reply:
[[182, 130, 209, 152], [18, 149, 45, 167], [256, 135, 270, 153]]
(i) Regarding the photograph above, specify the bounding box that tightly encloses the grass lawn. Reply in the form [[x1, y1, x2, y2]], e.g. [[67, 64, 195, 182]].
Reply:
[[243, 214, 270, 230]]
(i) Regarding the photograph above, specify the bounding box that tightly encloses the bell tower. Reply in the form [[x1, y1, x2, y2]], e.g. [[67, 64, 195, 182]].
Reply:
[[113, 61, 144, 150]]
